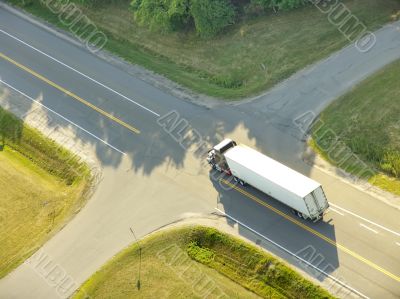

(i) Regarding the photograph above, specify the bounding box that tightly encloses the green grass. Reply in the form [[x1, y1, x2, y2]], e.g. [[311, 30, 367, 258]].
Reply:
[[311, 59, 400, 196], [0, 107, 89, 185], [0, 106, 91, 278], [6, 0, 400, 99], [73, 226, 334, 299]]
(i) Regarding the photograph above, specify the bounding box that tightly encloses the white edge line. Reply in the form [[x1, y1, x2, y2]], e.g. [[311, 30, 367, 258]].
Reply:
[[329, 207, 345, 216], [360, 223, 379, 234], [215, 208, 370, 299], [0, 29, 160, 117], [330, 203, 400, 238], [0, 80, 126, 155]]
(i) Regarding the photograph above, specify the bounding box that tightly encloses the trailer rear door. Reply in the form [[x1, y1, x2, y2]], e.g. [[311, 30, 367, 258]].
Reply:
[[312, 186, 329, 212], [304, 193, 318, 217]]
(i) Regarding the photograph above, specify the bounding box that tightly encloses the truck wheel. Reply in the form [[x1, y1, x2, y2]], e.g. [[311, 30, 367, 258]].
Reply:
[[296, 211, 304, 219], [233, 176, 238, 182]]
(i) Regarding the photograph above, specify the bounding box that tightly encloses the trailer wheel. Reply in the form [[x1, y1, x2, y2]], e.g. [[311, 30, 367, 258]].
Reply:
[[239, 180, 245, 186], [233, 176, 239, 182], [296, 211, 304, 219]]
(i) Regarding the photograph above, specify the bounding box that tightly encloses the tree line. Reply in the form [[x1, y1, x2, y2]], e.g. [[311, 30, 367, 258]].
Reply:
[[77, 0, 308, 37], [132, 0, 307, 37]]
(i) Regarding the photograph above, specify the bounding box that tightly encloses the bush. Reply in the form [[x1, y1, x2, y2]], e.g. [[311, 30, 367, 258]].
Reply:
[[72, 0, 124, 5], [251, 0, 307, 11], [131, 0, 175, 32], [131, 0, 191, 32], [130, 0, 309, 37], [185, 227, 334, 299], [131, 0, 235, 37], [186, 241, 215, 264], [168, 0, 192, 30], [190, 0, 236, 37], [381, 151, 400, 178]]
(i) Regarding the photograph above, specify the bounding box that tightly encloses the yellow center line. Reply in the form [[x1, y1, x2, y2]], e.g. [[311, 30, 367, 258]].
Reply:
[[0, 52, 140, 134], [221, 179, 400, 283]]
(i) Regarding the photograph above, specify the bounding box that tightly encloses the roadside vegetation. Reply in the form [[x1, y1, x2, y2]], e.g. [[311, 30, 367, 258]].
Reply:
[[74, 226, 334, 299], [311, 59, 400, 196], [0, 106, 92, 278], [7, 0, 400, 98]]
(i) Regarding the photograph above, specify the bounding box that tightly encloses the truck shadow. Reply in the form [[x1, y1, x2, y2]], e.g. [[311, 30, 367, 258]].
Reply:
[[209, 170, 340, 284]]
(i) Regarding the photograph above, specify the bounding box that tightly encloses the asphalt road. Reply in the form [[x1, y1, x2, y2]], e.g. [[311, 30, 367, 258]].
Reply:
[[0, 4, 400, 299]]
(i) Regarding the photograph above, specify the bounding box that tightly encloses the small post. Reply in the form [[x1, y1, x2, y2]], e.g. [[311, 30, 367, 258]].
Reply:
[[130, 227, 142, 290]]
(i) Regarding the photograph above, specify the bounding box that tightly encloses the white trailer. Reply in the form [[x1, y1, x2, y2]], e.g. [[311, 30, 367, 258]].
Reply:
[[207, 139, 329, 221]]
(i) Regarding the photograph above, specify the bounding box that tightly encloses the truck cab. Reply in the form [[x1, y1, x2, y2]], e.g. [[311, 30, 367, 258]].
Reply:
[[207, 139, 237, 173]]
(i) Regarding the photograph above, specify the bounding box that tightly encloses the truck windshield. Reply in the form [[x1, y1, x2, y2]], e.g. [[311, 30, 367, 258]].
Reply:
[[218, 141, 236, 154]]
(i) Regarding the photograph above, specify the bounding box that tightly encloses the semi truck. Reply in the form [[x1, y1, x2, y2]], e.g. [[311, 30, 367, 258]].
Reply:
[[207, 139, 329, 221]]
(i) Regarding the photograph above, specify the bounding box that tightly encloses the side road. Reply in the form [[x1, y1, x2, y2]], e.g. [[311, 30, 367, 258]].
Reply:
[[235, 19, 400, 207]]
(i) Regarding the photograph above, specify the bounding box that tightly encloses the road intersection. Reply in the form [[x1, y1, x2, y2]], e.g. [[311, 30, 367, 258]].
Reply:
[[0, 5, 399, 298]]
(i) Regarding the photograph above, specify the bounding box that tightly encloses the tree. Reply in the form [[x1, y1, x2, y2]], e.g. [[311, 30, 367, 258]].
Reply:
[[130, 0, 306, 38], [168, 0, 191, 30], [131, 0, 190, 32], [276, 0, 306, 10], [190, 0, 236, 37], [131, 0, 235, 37], [131, 0, 172, 32], [250, 0, 306, 11]]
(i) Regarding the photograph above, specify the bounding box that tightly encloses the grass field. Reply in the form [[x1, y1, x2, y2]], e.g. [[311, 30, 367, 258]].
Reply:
[[311, 59, 400, 195], [0, 106, 91, 278], [7, 0, 400, 99], [73, 226, 334, 299]]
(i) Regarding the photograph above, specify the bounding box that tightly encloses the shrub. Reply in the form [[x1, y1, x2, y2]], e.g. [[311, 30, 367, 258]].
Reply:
[[190, 0, 236, 37], [251, 0, 307, 11], [168, 0, 192, 30], [186, 241, 215, 264], [381, 151, 400, 178], [131, 0, 191, 32], [131, 0, 235, 37], [131, 0, 175, 32], [130, 0, 309, 37], [185, 227, 334, 299]]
